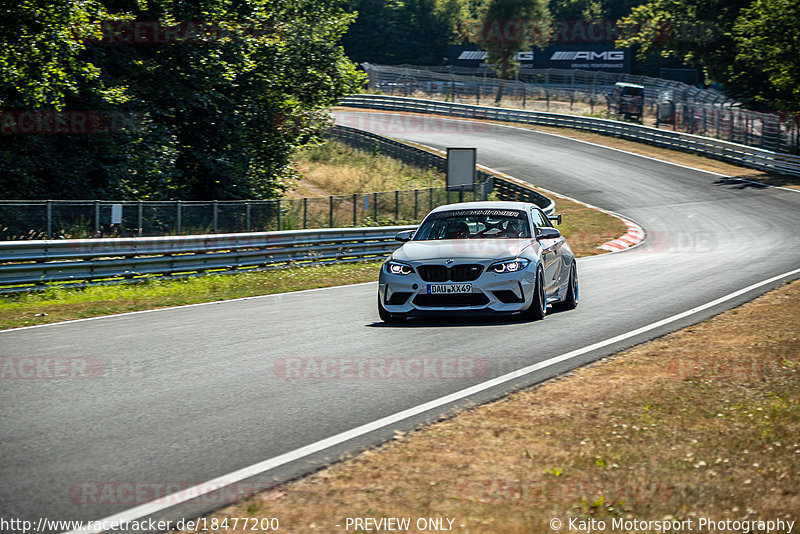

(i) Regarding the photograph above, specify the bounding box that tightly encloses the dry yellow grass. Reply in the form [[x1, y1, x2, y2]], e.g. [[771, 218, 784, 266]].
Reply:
[[289, 140, 445, 198], [183, 281, 800, 533]]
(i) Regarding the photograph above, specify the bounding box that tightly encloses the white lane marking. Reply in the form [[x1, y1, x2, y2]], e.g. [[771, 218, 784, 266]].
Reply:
[[0, 281, 378, 334], [338, 110, 800, 194], [64, 266, 800, 534]]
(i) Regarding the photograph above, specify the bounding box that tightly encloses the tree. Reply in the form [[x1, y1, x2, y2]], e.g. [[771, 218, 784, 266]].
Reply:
[[734, 0, 800, 112], [0, 0, 365, 200], [616, 0, 799, 112], [474, 0, 551, 104], [341, 0, 469, 65], [0, 0, 116, 110], [548, 0, 645, 23]]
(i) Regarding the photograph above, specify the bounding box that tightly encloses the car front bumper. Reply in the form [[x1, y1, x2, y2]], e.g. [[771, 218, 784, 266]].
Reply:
[[379, 264, 537, 317]]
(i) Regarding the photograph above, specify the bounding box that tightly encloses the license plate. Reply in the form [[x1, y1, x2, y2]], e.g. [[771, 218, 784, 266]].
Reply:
[[427, 284, 472, 294]]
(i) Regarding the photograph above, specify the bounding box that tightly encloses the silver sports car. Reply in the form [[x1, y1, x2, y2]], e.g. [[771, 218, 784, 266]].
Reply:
[[378, 201, 578, 322]]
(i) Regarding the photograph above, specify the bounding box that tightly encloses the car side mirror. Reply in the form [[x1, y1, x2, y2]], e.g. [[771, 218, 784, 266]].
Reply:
[[548, 213, 562, 225], [395, 230, 415, 242], [536, 227, 561, 240]]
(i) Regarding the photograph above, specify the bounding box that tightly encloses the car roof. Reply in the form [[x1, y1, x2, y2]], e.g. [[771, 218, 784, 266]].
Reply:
[[429, 201, 538, 213]]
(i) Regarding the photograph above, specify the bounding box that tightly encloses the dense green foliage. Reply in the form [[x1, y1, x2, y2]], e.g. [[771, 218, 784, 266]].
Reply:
[[618, 0, 800, 112], [0, 0, 364, 200], [342, 0, 468, 65], [548, 0, 643, 21], [474, 0, 550, 103]]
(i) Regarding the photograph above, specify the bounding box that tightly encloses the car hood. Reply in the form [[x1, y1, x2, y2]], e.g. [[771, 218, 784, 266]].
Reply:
[[393, 239, 533, 262]]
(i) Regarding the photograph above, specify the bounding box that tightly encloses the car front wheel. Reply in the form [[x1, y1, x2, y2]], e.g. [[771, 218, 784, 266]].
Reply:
[[554, 261, 579, 311], [378, 296, 405, 324], [522, 266, 546, 321]]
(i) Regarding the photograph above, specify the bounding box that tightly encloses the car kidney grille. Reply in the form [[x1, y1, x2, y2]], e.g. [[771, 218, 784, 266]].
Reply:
[[417, 264, 483, 282], [416, 265, 449, 282], [413, 294, 490, 307], [450, 264, 483, 281]]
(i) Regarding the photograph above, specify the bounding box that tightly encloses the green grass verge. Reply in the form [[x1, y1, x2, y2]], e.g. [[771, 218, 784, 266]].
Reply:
[[0, 261, 383, 330]]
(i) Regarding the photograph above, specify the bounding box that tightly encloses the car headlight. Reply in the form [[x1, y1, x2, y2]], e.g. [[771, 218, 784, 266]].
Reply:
[[385, 260, 414, 275], [489, 258, 530, 274]]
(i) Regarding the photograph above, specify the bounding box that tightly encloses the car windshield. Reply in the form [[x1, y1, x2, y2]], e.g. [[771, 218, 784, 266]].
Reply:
[[414, 209, 531, 240]]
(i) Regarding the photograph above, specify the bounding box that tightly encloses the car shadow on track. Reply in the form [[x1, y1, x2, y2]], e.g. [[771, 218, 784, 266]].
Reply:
[[367, 307, 572, 328], [714, 172, 800, 190]]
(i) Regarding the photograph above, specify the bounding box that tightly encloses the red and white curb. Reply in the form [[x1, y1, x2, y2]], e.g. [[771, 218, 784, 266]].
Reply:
[[382, 142, 647, 254], [598, 219, 646, 252], [475, 166, 647, 253], [531, 186, 647, 254]]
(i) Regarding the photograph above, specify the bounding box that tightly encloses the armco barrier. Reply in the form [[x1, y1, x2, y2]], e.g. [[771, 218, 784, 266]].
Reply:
[[0, 226, 415, 292], [338, 94, 800, 177]]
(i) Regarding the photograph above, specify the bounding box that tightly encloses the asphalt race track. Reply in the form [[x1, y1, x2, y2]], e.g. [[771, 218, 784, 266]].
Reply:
[[2, 111, 799, 532]]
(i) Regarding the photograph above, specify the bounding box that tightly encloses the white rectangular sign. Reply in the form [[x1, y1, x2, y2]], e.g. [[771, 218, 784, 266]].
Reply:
[[110, 204, 122, 224], [447, 148, 476, 188]]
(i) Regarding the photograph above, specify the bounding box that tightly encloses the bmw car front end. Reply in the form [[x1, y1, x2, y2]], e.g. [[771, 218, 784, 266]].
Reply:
[[378, 201, 575, 322]]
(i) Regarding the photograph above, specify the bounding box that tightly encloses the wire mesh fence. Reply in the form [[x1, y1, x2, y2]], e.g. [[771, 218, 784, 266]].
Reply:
[[364, 63, 732, 107], [362, 64, 799, 154], [1, 119, 559, 240], [0, 187, 490, 240], [669, 102, 795, 153]]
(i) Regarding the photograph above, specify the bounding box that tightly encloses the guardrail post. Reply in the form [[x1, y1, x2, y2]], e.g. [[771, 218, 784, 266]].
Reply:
[[429, 187, 434, 211], [176, 200, 182, 235], [277, 199, 282, 231], [329, 196, 334, 228], [373, 192, 378, 221], [46, 200, 52, 239], [246, 201, 251, 232], [213, 200, 218, 233], [94, 201, 100, 236], [414, 189, 418, 220], [394, 190, 399, 222], [137, 201, 143, 236], [303, 197, 307, 229], [353, 193, 357, 226]]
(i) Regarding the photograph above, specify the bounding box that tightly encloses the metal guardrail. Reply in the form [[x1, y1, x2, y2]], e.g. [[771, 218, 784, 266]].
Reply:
[[0, 226, 416, 292], [339, 94, 800, 177]]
